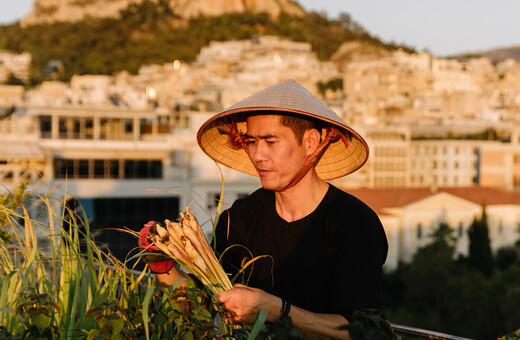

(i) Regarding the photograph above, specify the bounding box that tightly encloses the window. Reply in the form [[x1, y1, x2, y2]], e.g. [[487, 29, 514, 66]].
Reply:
[[100, 119, 109, 140], [78, 160, 89, 178], [72, 118, 81, 139], [124, 119, 133, 133], [417, 223, 423, 239], [458, 222, 464, 237], [125, 160, 136, 178], [94, 160, 105, 178], [151, 161, 162, 178], [85, 119, 94, 139], [40, 116, 52, 138], [54, 158, 73, 178], [140, 119, 153, 134], [124, 160, 162, 179], [136, 161, 148, 178], [108, 160, 120, 178], [58, 118, 68, 138], [53, 158, 162, 179]]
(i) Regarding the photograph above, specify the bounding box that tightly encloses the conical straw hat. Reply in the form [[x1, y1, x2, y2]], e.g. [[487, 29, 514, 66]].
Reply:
[[197, 79, 369, 180]]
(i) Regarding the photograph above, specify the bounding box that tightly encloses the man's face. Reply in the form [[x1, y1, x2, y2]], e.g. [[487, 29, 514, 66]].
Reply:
[[245, 115, 307, 191]]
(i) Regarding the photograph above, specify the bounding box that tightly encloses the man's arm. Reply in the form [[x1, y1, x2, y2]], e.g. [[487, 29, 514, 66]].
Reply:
[[155, 266, 192, 288], [215, 284, 350, 340]]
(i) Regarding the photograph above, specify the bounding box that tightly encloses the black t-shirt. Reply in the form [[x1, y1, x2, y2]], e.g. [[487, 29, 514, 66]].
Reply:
[[213, 184, 388, 322]]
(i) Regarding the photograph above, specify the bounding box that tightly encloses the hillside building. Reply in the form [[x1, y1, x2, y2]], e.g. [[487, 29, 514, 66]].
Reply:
[[0, 50, 31, 84]]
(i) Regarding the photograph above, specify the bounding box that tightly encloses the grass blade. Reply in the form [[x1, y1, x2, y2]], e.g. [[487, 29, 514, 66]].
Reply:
[[142, 285, 155, 340], [247, 309, 268, 340]]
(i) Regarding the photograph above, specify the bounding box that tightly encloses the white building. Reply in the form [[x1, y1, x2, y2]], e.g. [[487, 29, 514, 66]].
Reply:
[[345, 187, 520, 270]]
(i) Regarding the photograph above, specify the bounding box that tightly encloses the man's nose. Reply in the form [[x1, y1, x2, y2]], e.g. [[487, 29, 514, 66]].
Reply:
[[249, 141, 268, 162]]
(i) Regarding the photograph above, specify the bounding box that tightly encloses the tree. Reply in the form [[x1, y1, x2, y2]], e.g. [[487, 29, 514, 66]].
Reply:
[[395, 223, 458, 332], [468, 204, 494, 277]]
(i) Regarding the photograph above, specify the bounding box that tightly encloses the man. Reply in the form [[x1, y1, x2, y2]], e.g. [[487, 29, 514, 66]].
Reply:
[[140, 79, 388, 339]]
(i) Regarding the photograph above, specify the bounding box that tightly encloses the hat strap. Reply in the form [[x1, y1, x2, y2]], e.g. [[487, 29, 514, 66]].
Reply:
[[226, 121, 249, 152], [278, 127, 349, 192]]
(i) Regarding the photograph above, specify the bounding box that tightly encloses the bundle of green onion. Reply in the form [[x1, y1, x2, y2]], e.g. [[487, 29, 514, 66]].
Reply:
[[147, 207, 233, 295]]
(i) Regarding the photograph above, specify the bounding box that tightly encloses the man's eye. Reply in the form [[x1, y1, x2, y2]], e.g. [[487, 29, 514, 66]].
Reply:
[[246, 139, 256, 145], [266, 140, 276, 144]]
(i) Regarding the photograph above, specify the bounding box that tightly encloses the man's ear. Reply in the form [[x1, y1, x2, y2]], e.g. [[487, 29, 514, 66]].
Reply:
[[303, 128, 321, 155]]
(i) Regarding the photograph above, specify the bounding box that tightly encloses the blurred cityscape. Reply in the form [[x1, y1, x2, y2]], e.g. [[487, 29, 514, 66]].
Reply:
[[1, 35, 520, 269]]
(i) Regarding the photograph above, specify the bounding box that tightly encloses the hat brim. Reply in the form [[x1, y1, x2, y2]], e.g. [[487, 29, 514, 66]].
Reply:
[[197, 80, 369, 180]]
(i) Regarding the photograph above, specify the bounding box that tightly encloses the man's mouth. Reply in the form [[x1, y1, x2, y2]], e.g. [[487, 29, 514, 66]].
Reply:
[[256, 168, 271, 176]]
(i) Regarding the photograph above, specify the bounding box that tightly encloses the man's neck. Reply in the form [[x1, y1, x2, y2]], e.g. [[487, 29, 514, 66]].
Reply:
[[274, 172, 329, 222]]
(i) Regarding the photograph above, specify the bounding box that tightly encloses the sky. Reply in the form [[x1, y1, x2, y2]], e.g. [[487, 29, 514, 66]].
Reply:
[[0, 0, 519, 57]]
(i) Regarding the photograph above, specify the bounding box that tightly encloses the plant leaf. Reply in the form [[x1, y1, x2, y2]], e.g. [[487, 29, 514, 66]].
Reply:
[[142, 285, 155, 340], [247, 309, 268, 340]]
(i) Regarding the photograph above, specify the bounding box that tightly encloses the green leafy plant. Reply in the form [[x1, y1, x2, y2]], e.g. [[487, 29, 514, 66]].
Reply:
[[13, 291, 61, 339], [0, 184, 270, 339], [499, 328, 520, 340], [346, 309, 396, 340], [84, 300, 130, 339], [162, 280, 224, 339], [0, 181, 27, 242]]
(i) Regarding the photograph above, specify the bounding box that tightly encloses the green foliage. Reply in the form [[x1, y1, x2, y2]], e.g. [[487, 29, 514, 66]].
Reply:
[[317, 77, 343, 97], [0, 2, 407, 84], [398, 223, 458, 332], [13, 291, 61, 339], [382, 220, 520, 339], [0, 188, 226, 338], [496, 246, 519, 270], [0, 181, 27, 242], [163, 281, 223, 339], [468, 205, 494, 277], [84, 300, 130, 339], [347, 309, 396, 340], [499, 328, 520, 340]]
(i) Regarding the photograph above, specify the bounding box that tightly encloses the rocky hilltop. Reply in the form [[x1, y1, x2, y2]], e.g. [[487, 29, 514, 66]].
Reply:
[[453, 45, 520, 64], [21, 0, 305, 26]]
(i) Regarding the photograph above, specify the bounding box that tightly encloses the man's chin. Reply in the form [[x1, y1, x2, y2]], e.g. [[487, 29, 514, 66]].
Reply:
[[259, 178, 277, 191], [259, 179, 290, 192]]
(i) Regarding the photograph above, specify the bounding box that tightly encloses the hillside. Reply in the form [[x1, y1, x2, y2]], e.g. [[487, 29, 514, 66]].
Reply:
[[453, 45, 520, 64], [0, 0, 409, 84], [21, 0, 306, 26]]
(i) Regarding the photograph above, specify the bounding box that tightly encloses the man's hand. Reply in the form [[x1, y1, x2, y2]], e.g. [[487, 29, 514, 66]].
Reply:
[[215, 285, 351, 339], [138, 221, 175, 274], [215, 284, 281, 325]]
